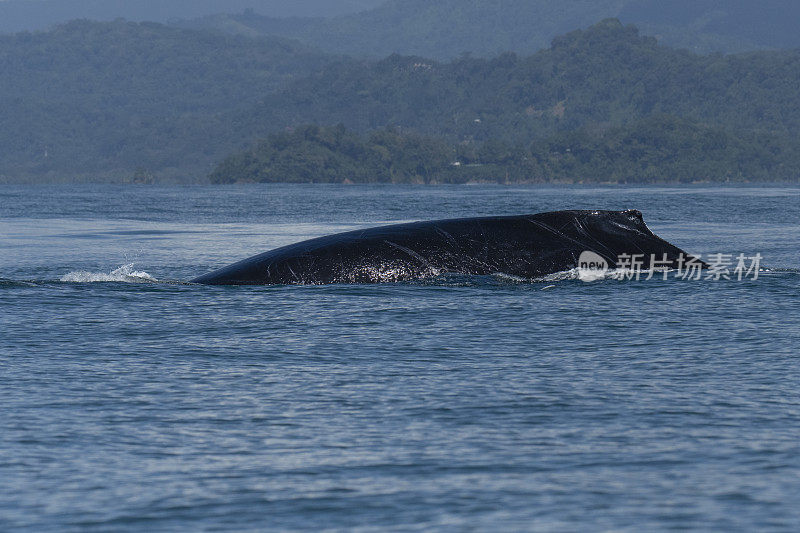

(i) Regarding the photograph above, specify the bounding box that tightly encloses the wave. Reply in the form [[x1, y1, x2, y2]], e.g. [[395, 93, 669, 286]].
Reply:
[[489, 268, 629, 283], [537, 266, 785, 283], [535, 267, 618, 283], [41, 264, 794, 286], [60, 263, 157, 283], [420, 268, 697, 286], [0, 278, 38, 288]]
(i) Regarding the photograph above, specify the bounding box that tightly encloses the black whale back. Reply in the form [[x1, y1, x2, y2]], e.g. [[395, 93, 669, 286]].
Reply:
[[191, 210, 697, 285]]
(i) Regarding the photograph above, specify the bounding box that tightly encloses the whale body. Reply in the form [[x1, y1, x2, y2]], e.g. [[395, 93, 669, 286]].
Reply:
[[192, 209, 701, 285]]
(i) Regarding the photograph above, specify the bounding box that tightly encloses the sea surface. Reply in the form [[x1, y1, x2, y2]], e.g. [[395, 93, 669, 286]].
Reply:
[[1, 184, 799, 531]]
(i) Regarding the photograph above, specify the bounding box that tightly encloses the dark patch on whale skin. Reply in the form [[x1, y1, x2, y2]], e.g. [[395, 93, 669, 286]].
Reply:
[[191, 210, 703, 285]]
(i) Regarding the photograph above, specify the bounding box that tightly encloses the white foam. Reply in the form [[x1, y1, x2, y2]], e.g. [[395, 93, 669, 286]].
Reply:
[[60, 263, 157, 283], [492, 272, 527, 283], [536, 267, 629, 283], [576, 268, 612, 282]]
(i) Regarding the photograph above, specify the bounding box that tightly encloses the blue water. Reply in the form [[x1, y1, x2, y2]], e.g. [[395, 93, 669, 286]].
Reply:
[[2, 184, 800, 531]]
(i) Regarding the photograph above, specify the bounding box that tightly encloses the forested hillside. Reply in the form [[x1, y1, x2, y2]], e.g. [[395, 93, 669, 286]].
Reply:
[[3, 19, 800, 183], [214, 20, 800, 184], [180, 0, 800, 59], [0, 20, 332, 180], [244, 20, 800, 143], [211, 118, 800, 185]]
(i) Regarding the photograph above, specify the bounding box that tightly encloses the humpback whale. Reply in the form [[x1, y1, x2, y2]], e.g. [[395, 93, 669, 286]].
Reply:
[[192, 209, 702, 285]]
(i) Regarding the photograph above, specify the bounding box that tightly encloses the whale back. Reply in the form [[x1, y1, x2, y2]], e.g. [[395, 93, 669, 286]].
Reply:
[[191, 209, 699, 285]]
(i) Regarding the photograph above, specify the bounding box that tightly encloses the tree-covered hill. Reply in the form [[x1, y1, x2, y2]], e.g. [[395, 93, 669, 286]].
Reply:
[[3, 19, 800, 183], [242, 20, 800, 144], [211, 119, 800, 185], [213, 19, 800, 184], [180, 0, 800, 59], [0, 20, 333, 180]]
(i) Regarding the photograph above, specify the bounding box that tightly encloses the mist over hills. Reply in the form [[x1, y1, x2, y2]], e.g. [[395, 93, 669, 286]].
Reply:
[[0, 0, 384, 34], [180, 0, 800, 58], [0, 20, 333, 179], [2, 17, 800, 183], [4, 0, 800, 58], [621, 0, 800, 53], [244, 19, 800, 141], [214, 19, 800, 183]]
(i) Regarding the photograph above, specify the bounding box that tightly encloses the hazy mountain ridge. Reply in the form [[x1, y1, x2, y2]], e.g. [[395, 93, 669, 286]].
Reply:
[[2, 18, 800, 182], [211, 20, 800, 183], [179, 0, 800, 58], [0, 0, 385, 34], [619, 0, 800, 52], [244, 20, 800, 142], [0, 19, 334, 179]]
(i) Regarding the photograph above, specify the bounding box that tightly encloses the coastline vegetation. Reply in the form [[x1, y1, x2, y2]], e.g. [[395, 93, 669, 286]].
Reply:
[[212, 120, 800, 184]]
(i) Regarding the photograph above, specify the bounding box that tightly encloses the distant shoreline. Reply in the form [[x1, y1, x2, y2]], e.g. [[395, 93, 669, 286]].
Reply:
[[3, 176, 799, 187]]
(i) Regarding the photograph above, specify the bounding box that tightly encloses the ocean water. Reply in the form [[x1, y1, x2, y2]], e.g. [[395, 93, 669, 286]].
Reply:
[[1, 184, 799, 531]]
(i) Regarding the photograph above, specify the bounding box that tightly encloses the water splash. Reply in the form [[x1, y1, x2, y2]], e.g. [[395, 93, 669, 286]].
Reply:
[[537, 268, 629, 283], [60, 263, 157, 283]]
